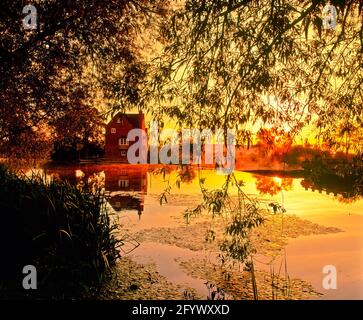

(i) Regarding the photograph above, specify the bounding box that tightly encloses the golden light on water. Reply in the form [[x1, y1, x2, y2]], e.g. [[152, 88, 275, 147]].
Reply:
[[273, 177, 282, 184]]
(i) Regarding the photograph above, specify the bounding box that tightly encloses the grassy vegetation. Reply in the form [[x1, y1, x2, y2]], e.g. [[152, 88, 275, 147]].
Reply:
[[0, 165, 121, 299]]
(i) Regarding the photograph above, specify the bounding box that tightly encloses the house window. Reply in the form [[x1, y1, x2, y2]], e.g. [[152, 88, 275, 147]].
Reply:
[[111, 128, 116, 134], [117, 118, 123, 124], [121, 150, 127, 157], [118, 179, 129, 188], [119, 137, 129, 146]]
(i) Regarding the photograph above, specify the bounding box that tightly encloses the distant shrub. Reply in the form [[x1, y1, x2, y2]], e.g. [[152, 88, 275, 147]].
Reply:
[[0, 165, 121, 299]]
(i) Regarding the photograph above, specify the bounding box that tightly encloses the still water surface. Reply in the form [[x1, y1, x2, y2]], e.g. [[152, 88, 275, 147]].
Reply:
[[44, 164, 363, 299]]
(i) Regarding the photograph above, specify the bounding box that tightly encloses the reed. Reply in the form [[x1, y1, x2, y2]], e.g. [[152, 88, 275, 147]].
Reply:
[[0, 165, 121, 299]]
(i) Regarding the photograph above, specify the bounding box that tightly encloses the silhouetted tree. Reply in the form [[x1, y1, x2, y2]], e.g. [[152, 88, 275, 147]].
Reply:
[[0, 0, 168, 159], [150, 0, 362, 147]]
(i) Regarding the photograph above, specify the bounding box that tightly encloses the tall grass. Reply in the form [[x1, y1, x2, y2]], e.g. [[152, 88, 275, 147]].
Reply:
[[0, 165, 121, 299]]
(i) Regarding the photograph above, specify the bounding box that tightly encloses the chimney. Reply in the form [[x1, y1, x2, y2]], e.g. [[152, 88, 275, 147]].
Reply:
[[138, 111, 145, 130]]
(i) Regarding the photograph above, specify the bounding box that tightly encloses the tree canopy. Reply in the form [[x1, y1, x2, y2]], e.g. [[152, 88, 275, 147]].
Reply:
[[0, 0, 167, 158], [150, 0, 362, 148], [0, 0, 362, 159]]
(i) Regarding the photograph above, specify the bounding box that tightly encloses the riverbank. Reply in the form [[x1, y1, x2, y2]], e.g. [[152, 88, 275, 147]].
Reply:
[[97, 257, 201, 300]]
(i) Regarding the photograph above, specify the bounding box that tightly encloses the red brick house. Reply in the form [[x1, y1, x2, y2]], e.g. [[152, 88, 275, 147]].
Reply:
[[105, 112, 146, 162]]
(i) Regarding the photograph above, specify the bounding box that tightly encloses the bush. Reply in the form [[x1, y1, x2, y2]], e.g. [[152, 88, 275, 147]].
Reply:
[[0, 165, 121, 299]]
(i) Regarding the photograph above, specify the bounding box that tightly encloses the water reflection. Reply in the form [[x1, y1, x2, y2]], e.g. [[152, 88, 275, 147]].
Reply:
[[105, 168, 147, 219], [42, 164, 363, 299], [47, 165, 148, 219], [255, 176, 293, 196], [177, 166, 196, 184], [46, 164, 362, 220], [250, 170, 361, 202], [300, 175, 362, 202]]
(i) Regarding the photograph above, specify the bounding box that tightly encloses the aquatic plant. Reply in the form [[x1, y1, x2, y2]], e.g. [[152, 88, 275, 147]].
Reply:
[[0, 164, 122, 299]]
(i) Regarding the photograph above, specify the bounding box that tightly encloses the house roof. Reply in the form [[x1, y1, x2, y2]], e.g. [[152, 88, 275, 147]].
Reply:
[[108, 112, 144, 128]]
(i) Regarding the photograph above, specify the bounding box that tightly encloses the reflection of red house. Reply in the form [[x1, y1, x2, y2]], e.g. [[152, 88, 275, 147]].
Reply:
[[105, 112, 146, 162], [104, 166, 148, 219], [104, 168, 148, 193]]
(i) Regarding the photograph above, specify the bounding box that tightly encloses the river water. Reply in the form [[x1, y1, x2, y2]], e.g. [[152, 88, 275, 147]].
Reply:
[[44, 163, 363, 300]]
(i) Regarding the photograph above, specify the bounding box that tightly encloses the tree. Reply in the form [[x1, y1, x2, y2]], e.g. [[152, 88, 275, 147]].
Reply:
[[52, 96, 105, 160], [320, 119, 363, 156], [0, 0, 167, 159], [148, 0, 362, 269], [150, 0, 362, 147], [256, 127, 293, 161]]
